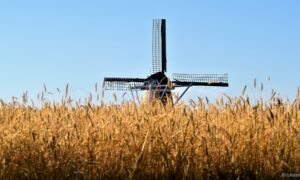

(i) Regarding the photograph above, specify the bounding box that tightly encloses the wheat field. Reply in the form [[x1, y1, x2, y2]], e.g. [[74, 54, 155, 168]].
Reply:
[[0, 86, 299, 179]]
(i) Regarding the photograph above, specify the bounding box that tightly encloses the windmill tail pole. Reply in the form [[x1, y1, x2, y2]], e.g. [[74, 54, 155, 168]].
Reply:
[[174, 84, 192, 105]]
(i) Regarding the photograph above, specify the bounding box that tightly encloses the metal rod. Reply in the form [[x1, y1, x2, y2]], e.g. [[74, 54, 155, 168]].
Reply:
[[173, 84, 192, 105], [160, 84, 169, 100]]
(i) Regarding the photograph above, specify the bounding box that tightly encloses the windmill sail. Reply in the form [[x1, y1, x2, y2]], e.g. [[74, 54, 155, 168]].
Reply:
[[103, 77, 146, 91], [172, 73, 229, 87], [152, 19, 167, 73]]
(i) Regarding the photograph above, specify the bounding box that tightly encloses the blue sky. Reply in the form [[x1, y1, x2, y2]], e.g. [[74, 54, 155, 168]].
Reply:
[[0, 1, 299, 102]]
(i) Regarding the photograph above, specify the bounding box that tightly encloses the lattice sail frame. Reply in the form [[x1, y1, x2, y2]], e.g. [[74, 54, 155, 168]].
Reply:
[[173, 73, 228, 85], [103, 78, 146, 91], [152, 19, 167, 73]]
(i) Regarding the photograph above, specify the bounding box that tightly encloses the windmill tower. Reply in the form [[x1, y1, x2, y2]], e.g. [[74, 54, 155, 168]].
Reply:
[[103, 19, 229, 104]]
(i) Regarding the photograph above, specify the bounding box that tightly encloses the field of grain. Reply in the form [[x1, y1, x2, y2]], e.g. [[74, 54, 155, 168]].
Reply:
[[0, 87, 300, 179]]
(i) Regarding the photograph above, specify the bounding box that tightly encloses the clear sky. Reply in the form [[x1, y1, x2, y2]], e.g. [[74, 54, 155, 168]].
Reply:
[[0, 1, 299, 103]]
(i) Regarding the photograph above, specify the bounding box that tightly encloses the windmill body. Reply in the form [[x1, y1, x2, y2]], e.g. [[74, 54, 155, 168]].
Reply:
[[103, 19, 229, 104]]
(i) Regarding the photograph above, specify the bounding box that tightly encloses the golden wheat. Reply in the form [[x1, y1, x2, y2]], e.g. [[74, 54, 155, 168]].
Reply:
[[0, 88, 299, 179]]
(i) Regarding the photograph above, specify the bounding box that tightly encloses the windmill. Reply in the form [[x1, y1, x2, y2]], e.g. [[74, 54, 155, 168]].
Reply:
[[103, 19, 228, 104]]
